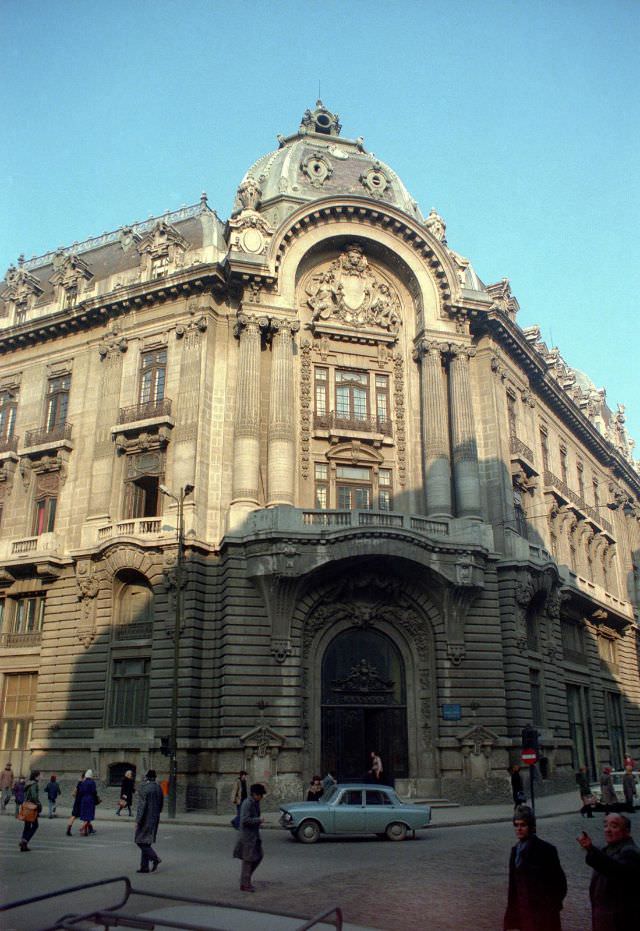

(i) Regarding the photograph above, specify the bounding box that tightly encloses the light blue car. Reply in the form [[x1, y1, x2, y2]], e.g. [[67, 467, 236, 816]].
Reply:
[[279, 783, 432, 843]]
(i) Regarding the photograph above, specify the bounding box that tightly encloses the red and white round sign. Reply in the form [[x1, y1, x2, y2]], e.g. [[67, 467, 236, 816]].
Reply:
[[521, 749, 537, 765]]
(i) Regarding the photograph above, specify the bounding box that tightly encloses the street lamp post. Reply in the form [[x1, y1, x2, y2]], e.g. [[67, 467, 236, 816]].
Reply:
[[159, 482, 194, 819]]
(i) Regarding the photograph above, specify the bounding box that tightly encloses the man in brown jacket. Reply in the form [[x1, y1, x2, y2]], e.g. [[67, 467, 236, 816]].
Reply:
[[578, 813, 640, 930]]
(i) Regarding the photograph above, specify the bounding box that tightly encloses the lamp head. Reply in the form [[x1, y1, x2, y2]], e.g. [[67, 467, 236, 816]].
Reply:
[[184, 483, 194, 497], [159, 484, 170, 496]]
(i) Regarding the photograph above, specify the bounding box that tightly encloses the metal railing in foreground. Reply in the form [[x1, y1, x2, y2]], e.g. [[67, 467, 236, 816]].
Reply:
[[0, 875, 344, 931]]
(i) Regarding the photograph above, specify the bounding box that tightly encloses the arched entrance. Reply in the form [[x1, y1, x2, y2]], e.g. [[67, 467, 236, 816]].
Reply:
[[321, 628, 408, 783]]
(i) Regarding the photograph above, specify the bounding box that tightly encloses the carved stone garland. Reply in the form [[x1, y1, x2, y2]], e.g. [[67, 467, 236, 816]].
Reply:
[[393, 352, 407, 487], [299, 339, 313, 480]]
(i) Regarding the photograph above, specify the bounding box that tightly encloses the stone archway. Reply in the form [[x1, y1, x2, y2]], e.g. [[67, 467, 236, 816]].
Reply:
[[321, 627, 408, 782]]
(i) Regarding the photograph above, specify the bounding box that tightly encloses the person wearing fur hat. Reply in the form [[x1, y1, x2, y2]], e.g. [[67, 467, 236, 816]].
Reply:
[[504, 806, 567, 931]]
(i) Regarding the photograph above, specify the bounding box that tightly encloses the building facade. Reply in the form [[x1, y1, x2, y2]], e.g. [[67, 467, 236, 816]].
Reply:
[[1, 102, 639, 807]]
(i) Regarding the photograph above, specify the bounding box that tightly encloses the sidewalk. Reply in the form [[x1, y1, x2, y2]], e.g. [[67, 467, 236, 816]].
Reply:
[[43, 790, 581, 831]]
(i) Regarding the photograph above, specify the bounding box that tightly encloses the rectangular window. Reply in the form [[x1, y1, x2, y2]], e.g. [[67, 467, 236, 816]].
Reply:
[[577, 461, 585, 499], [109, 658, 150, 726], [314, 368, 328, 418], [540, 428, 549, 471], [0, 390, 17, 441], [529, 669, 543, 726], [513, 488, 528, 538], [375, 375, 390, 430], [139, 349, 167, 405], [559, 444, 568, 484], [336, 370, 368, 423], [11, 596, 45, 635], [314, 463, 329, 509], [507, 392, 517, 437], [598, 634, 618, 670], [33, 496, 57, 536], [592, 477, 600, 508], [150, 254, 169, 279], [566, 684, 593, 774], [46, 375, 71, 432], [561, 620, 586, 663], [336, 464, 372, 510], [379, 468, 392, 511], [124, 475, 160, 519], [0, 672, 38, 750], [605, 692, 625, 770]]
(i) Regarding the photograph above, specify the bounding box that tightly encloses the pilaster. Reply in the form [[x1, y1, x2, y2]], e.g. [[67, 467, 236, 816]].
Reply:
[[267, 318, 300, 507], [449, 344, 481, 518], [413, 339, 452, 517]]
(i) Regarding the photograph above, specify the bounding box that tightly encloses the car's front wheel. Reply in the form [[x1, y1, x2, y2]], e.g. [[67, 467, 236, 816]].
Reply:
[[385, 821, 408, 841], [296, 819, 321, 844]]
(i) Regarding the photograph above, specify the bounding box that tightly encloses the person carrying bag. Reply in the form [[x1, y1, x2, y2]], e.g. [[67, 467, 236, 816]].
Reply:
[[19, 770, 41, 851]]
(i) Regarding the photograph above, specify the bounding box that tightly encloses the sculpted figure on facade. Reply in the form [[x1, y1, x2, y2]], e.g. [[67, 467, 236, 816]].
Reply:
[[305, 243, 401, 334]]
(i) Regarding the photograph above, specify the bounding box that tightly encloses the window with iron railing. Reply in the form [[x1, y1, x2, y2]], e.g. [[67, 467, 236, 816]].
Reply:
[[313, 366, 392, 435], [540, 428, 550, 471], [46, 375, 71, 432]]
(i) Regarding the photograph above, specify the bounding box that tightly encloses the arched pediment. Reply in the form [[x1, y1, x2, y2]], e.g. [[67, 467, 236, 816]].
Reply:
[[325, 441, 384, 464]]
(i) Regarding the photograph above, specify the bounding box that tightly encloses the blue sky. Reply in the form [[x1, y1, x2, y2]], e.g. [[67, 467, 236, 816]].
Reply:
[[2, 0, 639, 447]]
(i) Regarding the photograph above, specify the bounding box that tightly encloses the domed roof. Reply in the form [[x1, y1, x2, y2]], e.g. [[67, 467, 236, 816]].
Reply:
[[232, 101, 423, 225]]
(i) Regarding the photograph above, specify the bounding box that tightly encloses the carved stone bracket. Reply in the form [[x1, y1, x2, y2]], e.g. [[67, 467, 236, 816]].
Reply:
[[442, 579, 481, 665], [240, 724, 285, 761], [251, 571, 302, 664], [75, 559, 100, 648], [98, 324, 128, 359]]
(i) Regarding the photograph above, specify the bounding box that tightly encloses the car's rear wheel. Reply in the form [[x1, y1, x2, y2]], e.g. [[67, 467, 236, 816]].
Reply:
[[385, 821, 408, 841], [296, 819, 321, 844]]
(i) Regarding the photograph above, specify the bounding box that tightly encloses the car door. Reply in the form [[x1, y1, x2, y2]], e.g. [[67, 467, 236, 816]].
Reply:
[[364, 789, 394, 833], [333, 788, 366, 833]]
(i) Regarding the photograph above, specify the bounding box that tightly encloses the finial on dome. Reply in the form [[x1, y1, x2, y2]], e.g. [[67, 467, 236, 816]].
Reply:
[[299, 101, 341, 137]]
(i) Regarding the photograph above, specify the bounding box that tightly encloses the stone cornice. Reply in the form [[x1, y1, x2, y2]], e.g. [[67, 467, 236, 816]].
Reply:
[[0, 264, 227, 355], [473, 309, 640, 496]]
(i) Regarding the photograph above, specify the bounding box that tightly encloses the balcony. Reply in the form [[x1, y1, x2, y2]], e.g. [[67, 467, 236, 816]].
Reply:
[[118, 398, 172, 424], [0, 434, 19, 455], [97, 518, 165, 542], [509, 434, 537, 474], [313, 411, 392, 442], [543, 471, 613, 535], [0, 631, 42, 649], [23, 421, 73, 449]]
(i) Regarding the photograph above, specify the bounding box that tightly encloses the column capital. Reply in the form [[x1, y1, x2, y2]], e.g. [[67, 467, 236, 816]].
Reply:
[[447, 342, 476, 361], [412, 338, 448, 363], [235, 312, 269, 338], [270, 317, 301, 337]]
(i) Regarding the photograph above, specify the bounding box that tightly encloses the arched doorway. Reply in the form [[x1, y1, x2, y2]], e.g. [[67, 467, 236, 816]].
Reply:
[[321, 628, 408, 783]]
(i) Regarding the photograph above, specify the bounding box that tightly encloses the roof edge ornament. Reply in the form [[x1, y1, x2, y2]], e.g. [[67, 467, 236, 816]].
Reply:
[[299, 100, 341, 137]]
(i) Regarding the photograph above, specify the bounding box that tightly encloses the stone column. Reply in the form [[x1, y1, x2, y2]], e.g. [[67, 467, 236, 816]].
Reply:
[[449, 344, 481, 518], [413, 339, 452, 516], [267, 318, 300, 507], [229, 314, 266, 526]]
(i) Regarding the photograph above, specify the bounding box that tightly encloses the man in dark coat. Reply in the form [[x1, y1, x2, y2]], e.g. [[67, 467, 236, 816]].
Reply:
[[233, 783, 266, 892], [134, 769, 164, 873], [578, 812, 640, 930], [504, 806, 567, 931]]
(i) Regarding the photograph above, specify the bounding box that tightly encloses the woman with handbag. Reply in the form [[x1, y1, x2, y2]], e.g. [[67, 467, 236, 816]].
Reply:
[[116, 770, 135, 816], [19, 770, 41, 851], [77, 769, 100, 836]]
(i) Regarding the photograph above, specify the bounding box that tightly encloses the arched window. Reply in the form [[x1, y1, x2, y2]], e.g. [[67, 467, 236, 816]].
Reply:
[[113, 571, 153, 641]]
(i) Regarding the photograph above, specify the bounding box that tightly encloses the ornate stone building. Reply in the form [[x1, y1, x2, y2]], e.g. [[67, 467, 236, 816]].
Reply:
[[1, 102, 639, 807]]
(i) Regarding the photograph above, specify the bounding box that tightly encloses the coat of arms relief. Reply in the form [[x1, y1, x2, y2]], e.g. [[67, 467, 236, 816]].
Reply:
[[305, 244, 402, 336]]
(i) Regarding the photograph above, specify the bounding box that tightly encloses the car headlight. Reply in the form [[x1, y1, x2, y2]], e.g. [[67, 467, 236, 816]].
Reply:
[[281, 811, 293, 824]]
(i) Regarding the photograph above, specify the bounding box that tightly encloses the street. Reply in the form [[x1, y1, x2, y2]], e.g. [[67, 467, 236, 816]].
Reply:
[[0, 810, 599, 930]]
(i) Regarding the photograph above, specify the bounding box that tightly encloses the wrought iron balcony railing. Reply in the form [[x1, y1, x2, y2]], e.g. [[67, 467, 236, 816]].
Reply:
[[118, 398, 172, 424], [509, 434, 534, 463], [314, 411, 393, 437], [543, 471, 612, 534], [0, 434, 19, 454], [0, 631, 42, 648], [24, 422, 72, 447]]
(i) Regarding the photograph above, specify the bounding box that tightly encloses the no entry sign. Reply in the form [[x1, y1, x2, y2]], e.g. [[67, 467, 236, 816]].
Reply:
[[521, 749, 537, 765]]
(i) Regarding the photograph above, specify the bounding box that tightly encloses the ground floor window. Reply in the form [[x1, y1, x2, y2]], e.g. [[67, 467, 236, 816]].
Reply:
[[604, 691, 625, 770], [0, 672, 38, 750], [529, 669, 544, 726], [566, 683, 595, 776], [109, 658, 150, 726]]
